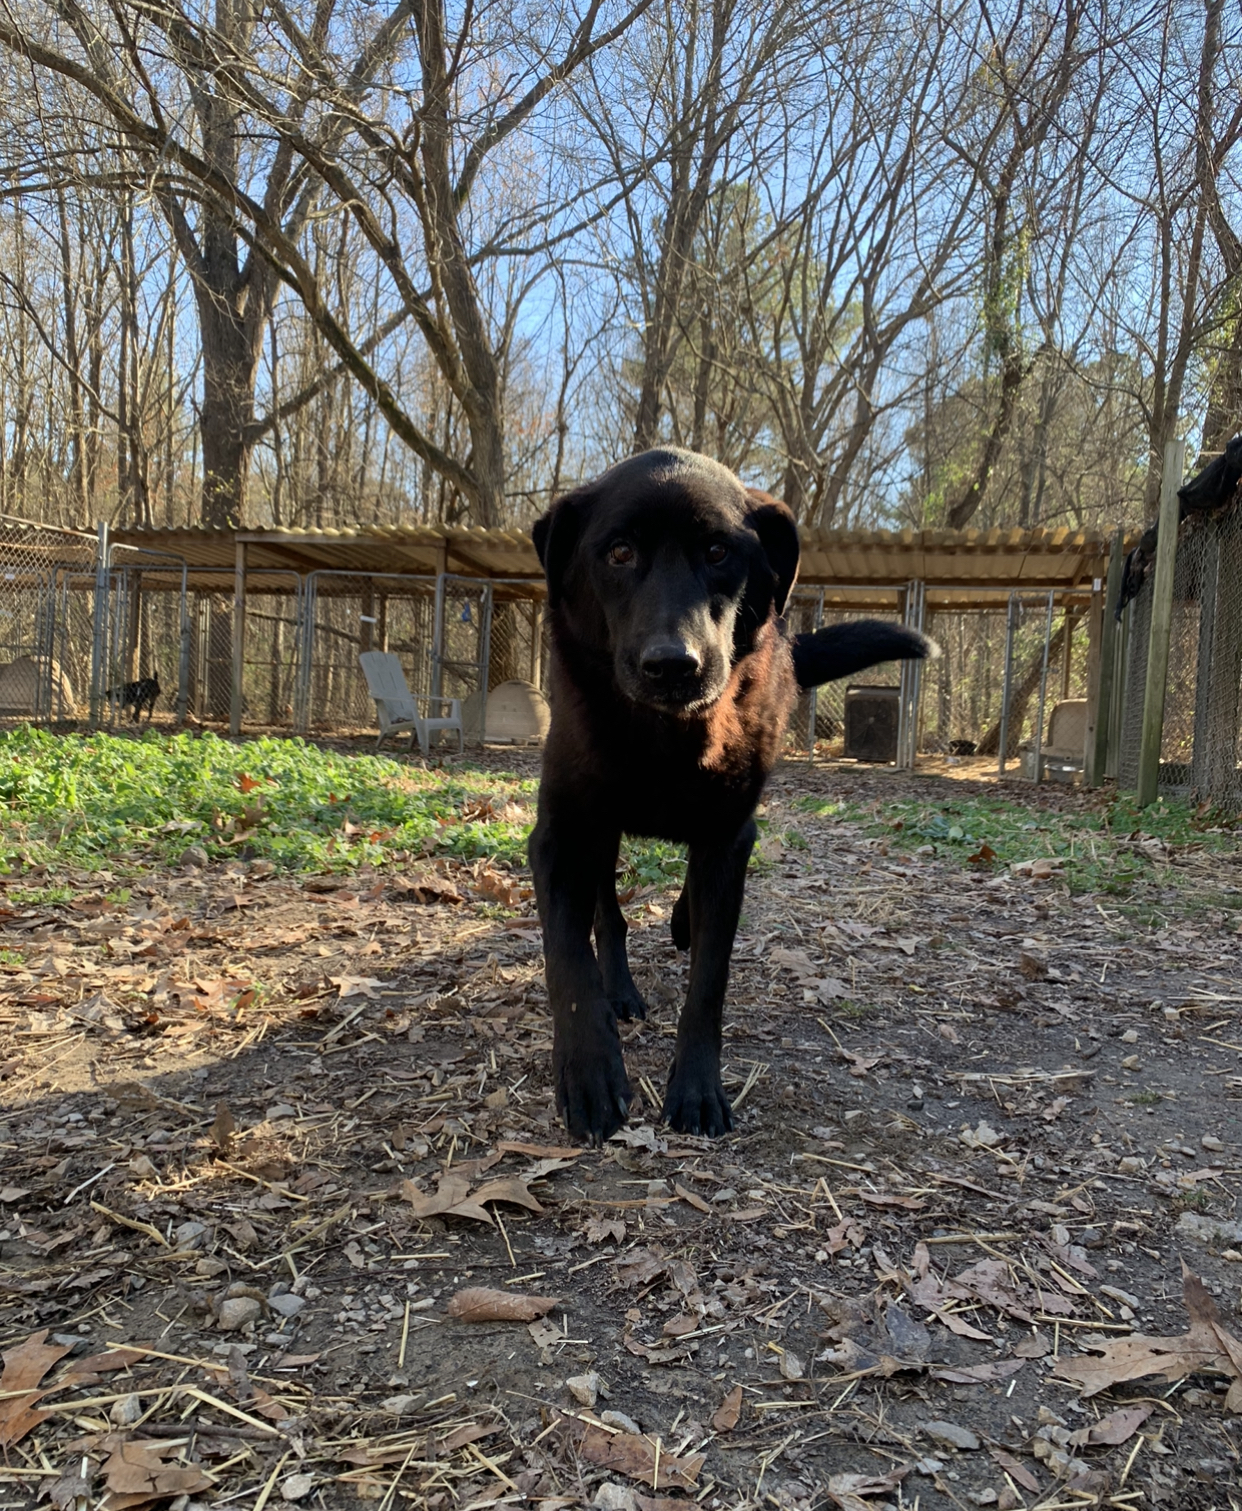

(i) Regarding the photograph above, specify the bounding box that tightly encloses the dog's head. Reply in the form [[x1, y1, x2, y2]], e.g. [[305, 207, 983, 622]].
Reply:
[[533, 448, 799, 712]]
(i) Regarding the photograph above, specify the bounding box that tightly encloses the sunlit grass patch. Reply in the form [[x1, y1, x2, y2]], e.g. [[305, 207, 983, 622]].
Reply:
[[0, 727, 686, 890]]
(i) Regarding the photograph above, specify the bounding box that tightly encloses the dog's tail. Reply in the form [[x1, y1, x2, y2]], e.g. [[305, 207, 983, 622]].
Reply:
[[790, 620, 939, 691]]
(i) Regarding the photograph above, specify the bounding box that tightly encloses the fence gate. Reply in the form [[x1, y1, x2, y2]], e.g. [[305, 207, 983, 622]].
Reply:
[[92, 541, 191, 726], [433, 575, 493, 742], [784, 587, 824, 758], [294, 572, 438, 733], [0, 516, 99, 723]]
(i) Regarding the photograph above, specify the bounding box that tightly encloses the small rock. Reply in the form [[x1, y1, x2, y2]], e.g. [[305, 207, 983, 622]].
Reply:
[[645, 1180, 670, 1198], [280, 1473, 315, 1502], [923, 1420, 980, 1451], [216, 1297, 262, 1331], [593, 1486, 638, 1511], [778, 1347, 804, 1381], [1121, 1055, 1141, 1071], [566, 1371, 602, 1407], [175, 1221, 209, 1250], [51, 1333, 90, 1355], [269, 1292, 306, 1319], [127, 1154, 157, 1180], [109, 1393, 142, 1425], [1120, 1028, 1139, 1044], [1177, 1210, 1242, 1244], [266, 1104, 298, 1122], [180, 844, 210, 868], [195, 1257, 228, 1279], [969, 1493, 999, 1507], [913, 1458, 944, 1476], [1202, 1134, 1225, 1152], [600, 1409, 641, 1435], [712, 1188, 738, 1204], [380, 1394, 420, 1415], [1100, 1284, 1140, 1309], [1117, 1156, 1144, 1174]]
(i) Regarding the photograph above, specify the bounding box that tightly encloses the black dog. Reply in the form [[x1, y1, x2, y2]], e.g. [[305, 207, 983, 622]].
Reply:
[[107, 672, 161, 722], [530, 449, 932, 1143]]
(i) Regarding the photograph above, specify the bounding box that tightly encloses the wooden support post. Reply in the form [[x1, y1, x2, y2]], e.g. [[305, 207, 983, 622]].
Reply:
[[1137, 440, 1185, 806], [125, 571, 142, 679], [230, 541, 247, 737], [1060, 609, 1074, 701], [377, 594, 389, 653], [528, 600, 541, 689], [1083, 580, 1104, 784], [360, 581, 375, 656], [1086, 528, 1124, 787]]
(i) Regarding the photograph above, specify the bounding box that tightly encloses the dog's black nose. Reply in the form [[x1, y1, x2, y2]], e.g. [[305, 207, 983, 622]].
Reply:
[[640, 642, 701, 682]]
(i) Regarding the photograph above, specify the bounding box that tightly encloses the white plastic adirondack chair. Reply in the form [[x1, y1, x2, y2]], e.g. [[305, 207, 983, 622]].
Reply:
[[358, 652, 463, 756]]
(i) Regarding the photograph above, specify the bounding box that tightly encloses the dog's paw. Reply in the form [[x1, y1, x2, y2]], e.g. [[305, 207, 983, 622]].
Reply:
[[670, 889, 691, 951], [662, 1060, 733, 1138], [610, 986, 648, 1021], [555, 1029, 631, 1146]]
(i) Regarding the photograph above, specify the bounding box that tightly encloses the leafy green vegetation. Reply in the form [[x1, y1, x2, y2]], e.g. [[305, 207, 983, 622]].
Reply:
[[791, 788, 1240, 899], [0, 727, 685, 890]]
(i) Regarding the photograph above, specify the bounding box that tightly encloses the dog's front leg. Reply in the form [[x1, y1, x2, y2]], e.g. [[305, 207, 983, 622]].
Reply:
[[531, 814, 631, 1144], [594, 840, 649, 1022], [662, 817, 756, 1137]]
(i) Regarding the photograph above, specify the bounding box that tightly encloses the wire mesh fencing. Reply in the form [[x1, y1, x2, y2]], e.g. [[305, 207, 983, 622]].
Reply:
[[1117, 493, 1242, 804], [0, 516, 98, 723], [294, 573, 438, 732]]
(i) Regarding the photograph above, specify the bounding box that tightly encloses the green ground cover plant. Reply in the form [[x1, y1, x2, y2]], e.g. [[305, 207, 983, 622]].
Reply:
[[0, 728, 682, 888], [790, 788, 1242, 899]]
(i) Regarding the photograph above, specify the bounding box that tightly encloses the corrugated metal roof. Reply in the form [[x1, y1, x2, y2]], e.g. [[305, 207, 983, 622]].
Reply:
[[110, 522, 1132, 604]]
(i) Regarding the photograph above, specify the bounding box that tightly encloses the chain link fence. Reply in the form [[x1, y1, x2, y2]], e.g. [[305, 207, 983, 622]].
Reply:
[[0, 516, 98, 722], [1119, 496, 1242, 804]]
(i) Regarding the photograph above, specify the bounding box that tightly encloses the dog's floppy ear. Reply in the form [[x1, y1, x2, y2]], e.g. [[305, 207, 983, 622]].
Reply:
[[533, 487, 591, 607], [745, 489, 800, 615]]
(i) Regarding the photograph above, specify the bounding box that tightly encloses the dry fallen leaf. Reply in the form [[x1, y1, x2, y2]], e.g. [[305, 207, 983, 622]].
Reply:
[[0, 1330, 74, 1447], [1068, 1403, 1153, 1447], [711, 1384, 742, 1433], [496, 1140, 581, 1159], [989, 1448, 1039, 1493], [330, 975, 385, 999], [931, 1359, 1025, 1384], [826, 1469, 909, 1511], [471, 1177, 545, 1214], [674, 1181, 712, 1214], [445, 1288, 558, 1322], [584, 1215, 626, 1245], [1051, 1264, 1242, 1397], [401, 1174, 493, 1225], [211, 1101, 236, 1156], [99, 1438, 212, 1507], [578, 1424, 704, 1490], [62, 1347, 150, 1386]]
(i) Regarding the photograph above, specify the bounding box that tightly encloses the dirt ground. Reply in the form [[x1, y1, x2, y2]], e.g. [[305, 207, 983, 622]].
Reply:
[[2, 750, 1242, 1511]]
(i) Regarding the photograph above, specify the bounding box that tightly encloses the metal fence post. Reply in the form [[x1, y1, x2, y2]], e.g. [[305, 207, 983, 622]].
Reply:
[[1085, 528, 1124, 786], [176, 563, 191, 724], [89, 521, 110, 729], [230, 541, 246, 737], [997, 592, 1018, 778], [897, 580, 925, 769], [1137, 438, 1186, 806], [1030, 590, 1056, 782]]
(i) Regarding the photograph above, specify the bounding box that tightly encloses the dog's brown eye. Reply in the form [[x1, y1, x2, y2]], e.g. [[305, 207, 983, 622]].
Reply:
[[608, 541, 635, 566], [706, 543, 728, 565]]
